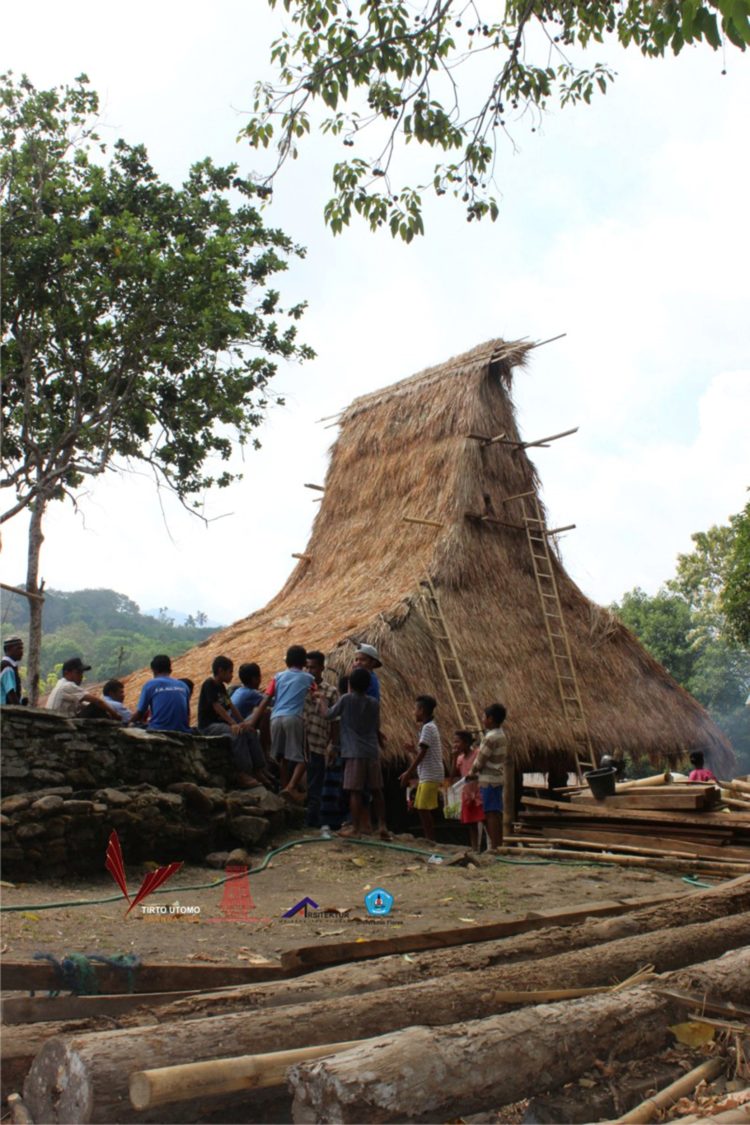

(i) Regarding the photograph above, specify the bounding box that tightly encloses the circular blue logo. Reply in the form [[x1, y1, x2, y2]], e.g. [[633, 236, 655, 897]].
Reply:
[[365, 887, 394, 916]]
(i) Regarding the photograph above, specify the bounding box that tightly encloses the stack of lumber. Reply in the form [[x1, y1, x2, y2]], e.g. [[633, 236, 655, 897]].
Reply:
[[2, 876, 749, 1123], [511, 775, 750, 875]]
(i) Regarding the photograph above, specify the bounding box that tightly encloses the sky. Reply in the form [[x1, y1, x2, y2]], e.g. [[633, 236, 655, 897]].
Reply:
[[2, 1, 748, 627]]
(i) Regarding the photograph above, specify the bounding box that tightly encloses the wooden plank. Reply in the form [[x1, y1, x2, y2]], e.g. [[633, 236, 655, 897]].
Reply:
[[0, 959, 286, 994], [569, 792, 714, 811], [520, 814, 735, 844], [521, 796, 750, 828], [0, 988, 243, 1025], [533, 825, 750, 861], [500, 845, 750, 876], [279, 892, 680, 972]]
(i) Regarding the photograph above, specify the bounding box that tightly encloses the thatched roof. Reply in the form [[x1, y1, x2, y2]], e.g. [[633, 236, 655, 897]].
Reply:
[[125, 338, 735, 774]]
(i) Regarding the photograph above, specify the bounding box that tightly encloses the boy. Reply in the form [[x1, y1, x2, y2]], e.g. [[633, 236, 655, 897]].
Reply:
[[249, 645, 314, 800], [102, 679, 132, 723], [687, 750, 718, 783], [231, 663, 265, 719], [467, 703, 508, 850], [130, 654, 191, 733], [451, 729, 484, 851], [198, 655, 268, 789], [399, 695, 444, 843], [303, 651, 339, 828], [318, 666, 389, 839]]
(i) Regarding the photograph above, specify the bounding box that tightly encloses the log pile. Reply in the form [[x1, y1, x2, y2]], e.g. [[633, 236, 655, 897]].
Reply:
[[511, 775, 750, 875], [1, 876, 748, 1124]]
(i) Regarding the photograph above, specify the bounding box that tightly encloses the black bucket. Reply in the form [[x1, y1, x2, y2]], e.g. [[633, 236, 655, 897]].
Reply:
[[584, 766, 617, 800]]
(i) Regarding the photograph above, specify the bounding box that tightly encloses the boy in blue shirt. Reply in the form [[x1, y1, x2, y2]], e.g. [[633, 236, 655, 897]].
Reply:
[[130, 654, 191, 733], [231, 663, 265, 719], [249, 645, 314, 800]]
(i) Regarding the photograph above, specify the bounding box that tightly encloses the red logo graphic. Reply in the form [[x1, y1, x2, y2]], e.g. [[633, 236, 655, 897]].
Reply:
[[219, 866, 257, 921], [105, 830, 182, 915]]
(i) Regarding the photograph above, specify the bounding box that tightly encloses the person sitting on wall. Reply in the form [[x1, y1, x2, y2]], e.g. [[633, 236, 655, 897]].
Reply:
[[231, 663, 265, 719], [198, 655, 270, 789], [46, 658, 121, 720], [129, 655, 191, 733], [1, 636, 26, 705], [102, 679, 132, 722]]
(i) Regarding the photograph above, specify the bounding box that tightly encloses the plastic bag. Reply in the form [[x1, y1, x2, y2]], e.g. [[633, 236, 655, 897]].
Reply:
[[442, 779, 464, 820]]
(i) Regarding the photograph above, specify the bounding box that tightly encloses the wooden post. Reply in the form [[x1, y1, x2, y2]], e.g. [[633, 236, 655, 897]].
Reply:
[[503, 759, 516, 844]]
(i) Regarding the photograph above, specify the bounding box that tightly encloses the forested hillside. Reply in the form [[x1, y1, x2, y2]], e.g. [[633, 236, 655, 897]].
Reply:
[[1, 588, 218, 687]]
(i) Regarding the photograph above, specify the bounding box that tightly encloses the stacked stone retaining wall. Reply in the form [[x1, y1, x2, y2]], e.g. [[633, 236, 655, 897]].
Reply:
[[0, 707, 291, 880]]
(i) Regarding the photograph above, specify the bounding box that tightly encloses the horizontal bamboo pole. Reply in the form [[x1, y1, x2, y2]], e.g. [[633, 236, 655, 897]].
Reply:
[[508, 834, 702, 861], [545, 523, 576, 535], [129, 1038, 369, 1109], [617, 772, 673, 789], [613, 1055, 725, 1124], [721, 779, 750, 796], [291, 553, 312, 562], [498, 845, 750, 876], [303, 483, 325, 491], [522, 425, 579, 448], [0, 581, 44, 603], [402, 515, 444, 528]]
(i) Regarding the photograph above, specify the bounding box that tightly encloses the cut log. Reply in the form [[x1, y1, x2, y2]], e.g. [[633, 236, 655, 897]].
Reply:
[[287, 948, 750, 1124], [0, 959, 285, 993], [150, 877, 750, 1024], [23, 911, 750, 1123]]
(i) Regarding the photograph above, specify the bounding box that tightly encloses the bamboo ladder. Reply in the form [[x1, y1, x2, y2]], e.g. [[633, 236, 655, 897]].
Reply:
[[401, 516, 482, 734], [420, 575, 482, 735], [520, 493, 596, 777]]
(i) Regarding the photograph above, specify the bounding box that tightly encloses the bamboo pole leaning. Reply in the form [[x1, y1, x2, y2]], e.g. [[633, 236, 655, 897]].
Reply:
[[613, 1056, 726, 1123]]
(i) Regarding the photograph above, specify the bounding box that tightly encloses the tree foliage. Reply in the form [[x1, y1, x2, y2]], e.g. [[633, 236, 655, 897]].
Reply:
[[1, 586, 217, 683], [1, 72, 313, 524], [246, 0, 750, 240], [723, 501, 750, 646], [612, 507, 750, 769]]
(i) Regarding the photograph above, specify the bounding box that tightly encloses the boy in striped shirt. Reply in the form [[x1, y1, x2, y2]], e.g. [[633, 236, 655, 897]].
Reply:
[[400, 694, 444, 842]]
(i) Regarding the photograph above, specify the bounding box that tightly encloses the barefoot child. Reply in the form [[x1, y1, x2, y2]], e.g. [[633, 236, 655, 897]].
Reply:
[[452, 730, 485, 851], [318, 667, 389, 839], [400, 695, 444, 843], [467, 703, 508, 850]]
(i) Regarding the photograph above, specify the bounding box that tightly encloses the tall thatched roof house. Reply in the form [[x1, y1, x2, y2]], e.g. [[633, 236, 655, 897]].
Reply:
[[128, 339, 734, 774]]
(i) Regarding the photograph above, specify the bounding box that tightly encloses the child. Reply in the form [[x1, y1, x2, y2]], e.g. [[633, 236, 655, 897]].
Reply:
[[687, 750, 718, 783], [249, 645, 314, 800], [467, 703, 508, 850], [318, 667, 389, 839], [452, 729, 485, 851], [231, 663, 264, 719], [197, 656, 267, 789], [400, 695, 444, 842]]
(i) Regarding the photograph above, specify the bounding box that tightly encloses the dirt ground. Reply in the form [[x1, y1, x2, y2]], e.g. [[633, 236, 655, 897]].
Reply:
[[0, 829, 685, 965]]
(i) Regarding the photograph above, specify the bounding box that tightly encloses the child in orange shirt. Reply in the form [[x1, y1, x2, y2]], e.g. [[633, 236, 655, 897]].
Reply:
[[452, 730, 485, 851]]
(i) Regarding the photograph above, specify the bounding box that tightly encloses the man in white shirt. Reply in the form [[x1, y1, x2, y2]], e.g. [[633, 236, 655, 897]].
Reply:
[[46, 658, 120, 720]]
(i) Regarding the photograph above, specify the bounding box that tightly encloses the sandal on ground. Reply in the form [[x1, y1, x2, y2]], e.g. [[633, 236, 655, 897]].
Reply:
[[336, 825, 359, 838]]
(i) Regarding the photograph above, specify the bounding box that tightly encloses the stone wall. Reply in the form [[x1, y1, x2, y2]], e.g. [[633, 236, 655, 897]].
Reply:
[[0, 707, 292, 880]]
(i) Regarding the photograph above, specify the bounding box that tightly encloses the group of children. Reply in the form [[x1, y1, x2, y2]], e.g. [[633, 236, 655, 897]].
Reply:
[[193, 643, 511, 848]]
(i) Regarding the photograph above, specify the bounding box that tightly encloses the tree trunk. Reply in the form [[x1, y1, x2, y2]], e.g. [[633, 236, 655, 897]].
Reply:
[[152, 876, 750, 1024], [22, 911, 750, 1124], [25, 496, 46, 705], [288, 947, 750, 1124]]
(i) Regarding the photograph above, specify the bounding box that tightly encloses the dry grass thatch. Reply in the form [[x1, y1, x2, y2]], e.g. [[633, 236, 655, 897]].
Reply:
[[124, 338, 735, 774]]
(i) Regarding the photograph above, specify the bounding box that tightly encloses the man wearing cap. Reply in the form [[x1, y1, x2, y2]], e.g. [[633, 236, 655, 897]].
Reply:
[[353, 644, 382, 702], [1, 637, 25, 705], [46, 658, 121, 720]]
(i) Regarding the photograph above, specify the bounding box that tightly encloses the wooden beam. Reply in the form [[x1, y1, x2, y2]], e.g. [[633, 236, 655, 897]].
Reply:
[[522, 426, 579, 449], [0, 960, 286, 993], [303, 483, 325, 491], [465, 512, 527, 531], [499, 490, 536, 503], [0, 988, 243, 1025], [545, 523, 576, 536], [291, 553, 313, 562], [278, 892, 680, 972]]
